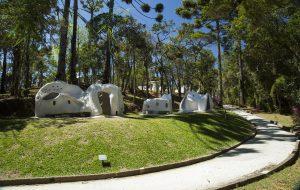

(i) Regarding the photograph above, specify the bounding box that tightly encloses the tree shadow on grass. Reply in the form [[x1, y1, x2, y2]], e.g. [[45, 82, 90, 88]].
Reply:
[[0, 117, 86, 132], [174, 112, 253, 139], [122, 113, 165, 120], [145, 111, 256, 152], [172, 112, 260, 156], [31, 118, 86, 129], [0, 117, 87, 148], [121, 111, 255, 153], [0, 118, 29, 132]]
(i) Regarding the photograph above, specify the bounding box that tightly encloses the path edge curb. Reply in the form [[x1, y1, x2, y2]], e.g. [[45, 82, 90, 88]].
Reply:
[[0, 127, 257, 186], [216, 139, 300, 190]]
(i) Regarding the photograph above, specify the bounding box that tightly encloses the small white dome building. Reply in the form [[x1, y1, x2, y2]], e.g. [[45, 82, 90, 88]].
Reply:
[[179, 91, 213, 113], [142, 94, 172, 114], [35, 81, 124, 117], [84, 83, 124, 116]]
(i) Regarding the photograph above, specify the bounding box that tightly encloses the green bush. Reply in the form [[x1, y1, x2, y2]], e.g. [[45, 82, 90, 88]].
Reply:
[[270, 76, 292, 113]]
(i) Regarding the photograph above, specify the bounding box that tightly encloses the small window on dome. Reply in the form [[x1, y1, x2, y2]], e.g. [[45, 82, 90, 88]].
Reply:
[[53, 101, 56, 106], [68, 100, 71, 104], [165, 103, 168, 108]]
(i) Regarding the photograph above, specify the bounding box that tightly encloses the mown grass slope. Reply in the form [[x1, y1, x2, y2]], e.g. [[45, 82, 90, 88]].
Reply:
[[0, 111, 253, 179]]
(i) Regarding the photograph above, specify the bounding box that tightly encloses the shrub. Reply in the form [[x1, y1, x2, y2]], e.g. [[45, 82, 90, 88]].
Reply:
[[270, 76, 292, 113]]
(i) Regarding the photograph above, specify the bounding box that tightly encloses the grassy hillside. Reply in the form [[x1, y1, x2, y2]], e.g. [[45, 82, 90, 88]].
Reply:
[[0, 111, 253, 179]]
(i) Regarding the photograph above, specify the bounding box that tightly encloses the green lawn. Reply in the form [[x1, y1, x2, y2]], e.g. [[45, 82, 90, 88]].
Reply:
[[256, 112, 294, 128], [238, 157, 300, 190], [0, 111, 253, 179]]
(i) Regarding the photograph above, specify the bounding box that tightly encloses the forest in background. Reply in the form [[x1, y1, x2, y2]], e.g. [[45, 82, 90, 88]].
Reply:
[[0, 0, 299, 114]]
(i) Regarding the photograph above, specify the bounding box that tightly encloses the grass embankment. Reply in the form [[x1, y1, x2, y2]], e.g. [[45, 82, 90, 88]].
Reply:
[[0, 111, 253, 179], [238, 156, 300, 190], [256, 112, 294, 128]]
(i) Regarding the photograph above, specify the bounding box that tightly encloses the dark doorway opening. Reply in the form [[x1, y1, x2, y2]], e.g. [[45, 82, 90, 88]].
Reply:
[[98, 91, 111, 115]]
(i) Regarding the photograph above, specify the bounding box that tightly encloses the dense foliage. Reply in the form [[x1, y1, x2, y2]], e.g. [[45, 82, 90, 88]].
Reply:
[[0, 0, 299, 114], [177, 0, 300, 113]]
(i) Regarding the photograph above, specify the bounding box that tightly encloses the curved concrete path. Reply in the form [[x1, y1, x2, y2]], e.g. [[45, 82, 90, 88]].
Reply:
[[2, 109, 298, 190]]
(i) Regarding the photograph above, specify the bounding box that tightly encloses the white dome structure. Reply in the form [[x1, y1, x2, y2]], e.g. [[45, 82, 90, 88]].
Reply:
[[179, 91, 213, 113], [35, 81, 124, 117], [85, 83, 124, 116], [142, 94, 172, 114]]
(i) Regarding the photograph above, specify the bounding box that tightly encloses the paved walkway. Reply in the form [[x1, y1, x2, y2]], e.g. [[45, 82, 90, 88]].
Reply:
[[3, 109, 298, 190]]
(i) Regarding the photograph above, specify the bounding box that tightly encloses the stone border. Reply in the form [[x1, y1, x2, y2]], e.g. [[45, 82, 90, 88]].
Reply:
[[0, 127, 257, 186], [215, 139, 300, 190]]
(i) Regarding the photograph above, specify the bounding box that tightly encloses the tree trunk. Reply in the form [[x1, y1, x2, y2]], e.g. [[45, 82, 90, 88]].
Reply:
[[38, 62, 44, 87], [91, 67, 97, 83], [103, 0, 114, 84], [77, 34, 81, 85], [178, 77, 181, 98], [238, 40, 245, 107], [144, 61, 149, 98], [69, 0, 78, 84], [11, 46, 21, 97], [56, 0, 71, 81], [121, 76, 125, 92], [133, 51, 136, 100], [24, 35, 31, 96], [89, 10, 94, 43], [124, 64, 132, 93], [0, 48, 7, 94], [111, 54, 115, 84], [166, 75, 170, 94], [276, 94, 281, 112], [87, 9, 95, 83], [160, 71, 163, 95], [103, 34, 111, 84], [159, 58, 164, 95], [216, 20, 223, 106], [83, 66, 89, 84]]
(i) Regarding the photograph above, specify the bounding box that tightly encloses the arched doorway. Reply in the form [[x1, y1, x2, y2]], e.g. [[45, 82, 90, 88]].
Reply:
[[98, 91, 111, 115]]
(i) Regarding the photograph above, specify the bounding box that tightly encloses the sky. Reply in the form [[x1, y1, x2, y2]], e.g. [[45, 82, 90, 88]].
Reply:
[[75, 0, 218, 57]]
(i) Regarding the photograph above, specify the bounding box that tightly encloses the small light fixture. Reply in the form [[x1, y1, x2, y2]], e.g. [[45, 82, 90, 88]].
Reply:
[[99, 154, 111, 167], [98, 154, 107, 161]]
